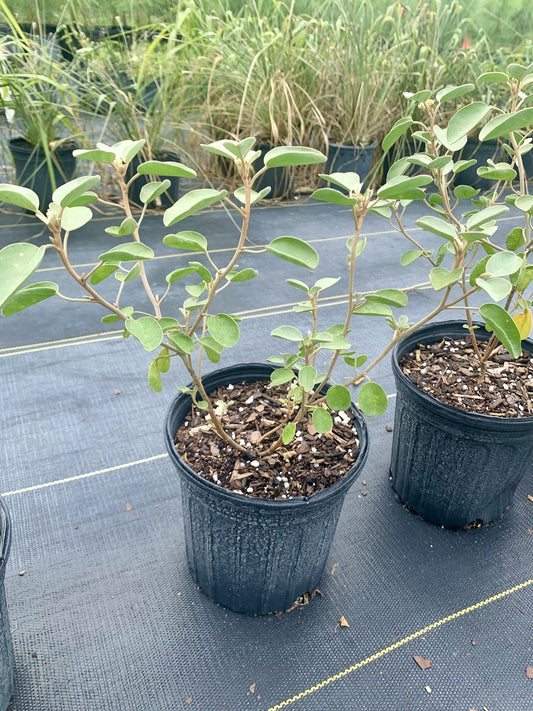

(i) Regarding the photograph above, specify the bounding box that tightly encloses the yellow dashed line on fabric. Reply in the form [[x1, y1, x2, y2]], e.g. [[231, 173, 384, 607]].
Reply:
[[266, 578, 533, 711], [0, 453, 169, 498]]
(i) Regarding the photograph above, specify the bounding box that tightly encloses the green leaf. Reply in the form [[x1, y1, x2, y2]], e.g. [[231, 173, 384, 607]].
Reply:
[[470, 256, 490, 286], [140, 180, 171, 205], [73, 148, 115, 163], [156, 347, 171, 373], [226, 268, 258, 282], [310, 187, 357, 206], [507, 62, 528, 80], [105, 217, 138, 237], [312, 407, 333, 433], [479, 108, 533, 141], [1, 280, 58, 316], [137, 161, 196, 178], [270, 368, 296, 385], [61, 206, 92, 231], [436, 83, 475, 103], [476, 277, 512, 301], [477, 164, 516, 181], [353, 301, 393, 318], [486, 251, 522, 277], [446, 102, 491, 144], [400, 249, 424, 266], [299, 365, 317, 392], [98, 242, 154, 262], [0, 243, 45, 308], [271, 325, 303, 341], [113, 139, 146, 163], [115, 263, 141, 283], [286, 279, 309, 292], [365, 289, 408, 307], [311, 277, 340, 294], [479, 303, 522, 358], [434, 125, 467, 152], [506, 227, 525, 250], [466, 205, 509, 230], [148, 359, 163, 392], [167, 330, 195, 354], [282, 422, 296, 445], [163, 189, 227, 227], [0, 184, 39, 212], [453, 184, 479, 199], [163, 231, 207, 252], [101, 313, 123, 324], [453, 158, 477, 175], [125, 316, 163, 352], [515, 196, 533, 213], [415, 216, 457, 241], [405, 89, 432, 103], [207, 314, 240, 347], [358, 382, 388, 416], [89, 262, 120, 285], [377, 174, 432, 200], [164, 266, 196, 284], [234, 186, 272, 204], [382, 117, 414, 153], [188, 261, 212, 283], [319, 335, 351, 350], [478, 71, 508, 84], [319, 171, 363, 193], [266, 237, 319, 269], [158, 318, 180, 332], [52, 176, 101, 208], [264, 146, 326, 168], [326, 385, 352, 411], [429, 267, 463, 291]]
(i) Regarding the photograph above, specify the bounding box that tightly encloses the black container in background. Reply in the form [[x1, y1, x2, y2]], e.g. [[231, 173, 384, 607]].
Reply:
[[165, 363, 368, 614], [390, 321, 533, 529], [0, 496, 14, 711], [324, 142, 376, 185], [9, 138, 77, 211]]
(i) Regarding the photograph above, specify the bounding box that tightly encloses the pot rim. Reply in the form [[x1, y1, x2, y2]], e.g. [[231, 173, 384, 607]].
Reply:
[[165, 362, 369, 511], [0, 495, 11, 573], [392, 319, 533, 427]]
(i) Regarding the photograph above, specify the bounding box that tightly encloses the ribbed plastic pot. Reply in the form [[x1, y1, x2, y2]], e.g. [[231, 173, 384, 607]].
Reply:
[[127, 153, 181, 208], [0, 496, 14, 711], [325, 142, 376, 184], [390, 321, 533, 529], [9, 138, 77, 211], [165, 363, 368, 614]]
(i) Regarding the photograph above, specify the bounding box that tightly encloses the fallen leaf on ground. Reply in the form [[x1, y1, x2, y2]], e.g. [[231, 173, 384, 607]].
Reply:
[[249, 683, 256, 694], [527, 666, 533, 679], [339, 616, 350, 628], [114, 390, 121, 395], [527, 495, 533, 503], [414, 655, 431, 670], [18, 570, 25, 576], [185, 698, 192, 704], [330, 563, 337, 576], [125, 502, 133, 511]]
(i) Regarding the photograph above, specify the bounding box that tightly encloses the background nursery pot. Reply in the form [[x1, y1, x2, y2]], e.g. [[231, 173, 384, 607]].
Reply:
[[0, 496, 14, 711], [390, 321, 533, 529], [165, 363, 369, 615], [325, 142, 376, 185]]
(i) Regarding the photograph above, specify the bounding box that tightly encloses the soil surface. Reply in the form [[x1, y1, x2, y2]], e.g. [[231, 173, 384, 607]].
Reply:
[[174, 379, 360, 500], [400, 335, 533, 417]]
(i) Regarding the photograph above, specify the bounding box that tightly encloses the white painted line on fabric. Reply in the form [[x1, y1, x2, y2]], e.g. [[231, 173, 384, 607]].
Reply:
[[1, 453, 170, 498]]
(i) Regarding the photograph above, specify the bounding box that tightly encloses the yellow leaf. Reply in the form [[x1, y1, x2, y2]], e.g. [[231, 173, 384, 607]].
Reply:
[[339, 615, 350, 628], [512, 308, 532, 340]]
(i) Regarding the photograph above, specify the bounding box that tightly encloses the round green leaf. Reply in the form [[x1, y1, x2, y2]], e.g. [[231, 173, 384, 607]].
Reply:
[[148, 359, 163, 392], [89, 262, 120, 285], [140, 180, 171, 205], [312, 407, 333, 434], [271, 325, 303, 341], [105, 217, 138, 237], [270, 368, 296, 385], [1, 281, 58, 316], [264, 146, 326, 168], [73, 148, 115, 163], [446, 102, 491, 144], [299, 366, 317, 392], [0, 243, 45, 308], [52, 175, 101, 208], [61, 206, 93, 232], [378, 174, 432, 200], [226, 268, 258, 282], [0, 184, 39, 212], [137, 161, 196, 178], [207, 314, 240, 347], [486, 252, 522, 277], [479, 108, 533, 142], [326, 385, 352, 411], [166, 266, 197, 284], [506, 227, 525, 250], [266, 237, 319, 270], [382, 117, 414, 153], [125, 317, 163, 352], [163, 189, 227, 227], [282, 422, 296, 445], [365, 289, 408, 308], [310, 188, 357, 206], [358, 382, 388, 416], [429, 267, 464, 291], [167, 330, 195, 354], [475, 277, 512, 302], [98, 242, 154, 262], [163, 231, 207, 252]]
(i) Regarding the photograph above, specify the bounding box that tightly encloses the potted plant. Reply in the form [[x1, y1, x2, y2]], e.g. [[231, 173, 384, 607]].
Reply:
[[378, 64, 533, 528], [0, 137, 397, 615], [0, 495, 13, 711], [0, 22, 82, 210]]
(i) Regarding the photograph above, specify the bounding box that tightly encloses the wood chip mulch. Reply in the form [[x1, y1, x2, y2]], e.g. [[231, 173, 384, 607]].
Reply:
[[174, 379, 360, 500], [400, 335, 533, 418]]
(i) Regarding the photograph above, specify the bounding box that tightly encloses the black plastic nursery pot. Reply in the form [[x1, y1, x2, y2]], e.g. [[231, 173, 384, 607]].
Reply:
[[390, 321, 533, 529], [9, 138, 77, 211], [0, 496, 14, 711], [165, 363, 368, 614], [325, 142, 377, 184], [127, 153, 181, 208]]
